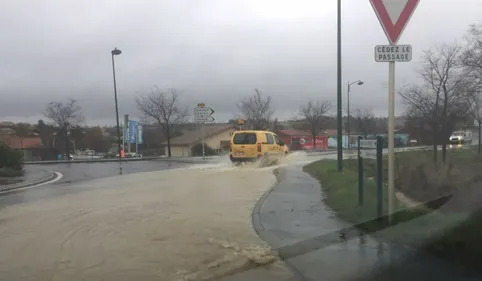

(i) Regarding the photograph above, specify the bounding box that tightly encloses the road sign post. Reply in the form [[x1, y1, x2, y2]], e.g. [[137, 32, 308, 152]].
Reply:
[[376, 136, 383, 222], [370, 0, 419, 223], [357, 136, 364, 206], [194, 103, 215, 160]]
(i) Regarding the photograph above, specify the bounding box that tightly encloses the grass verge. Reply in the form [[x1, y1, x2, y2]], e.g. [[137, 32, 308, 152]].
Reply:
[[303, 149, 482, 273]]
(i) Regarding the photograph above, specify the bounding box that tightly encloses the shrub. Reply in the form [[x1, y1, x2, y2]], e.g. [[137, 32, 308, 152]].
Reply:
[[0, 143, 24, 176], [190, 143, 216, 156]]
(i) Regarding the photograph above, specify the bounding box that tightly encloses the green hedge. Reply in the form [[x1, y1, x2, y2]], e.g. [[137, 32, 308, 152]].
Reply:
[[0, 143, 24, 177]]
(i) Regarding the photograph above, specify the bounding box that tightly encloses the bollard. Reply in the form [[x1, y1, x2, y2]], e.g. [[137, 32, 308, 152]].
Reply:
[[357, 136, 364, 206], [376, 136, 383, 222]]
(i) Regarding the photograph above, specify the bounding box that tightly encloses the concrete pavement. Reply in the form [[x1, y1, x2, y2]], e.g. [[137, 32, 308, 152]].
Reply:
[[253, 164, 482, 281]]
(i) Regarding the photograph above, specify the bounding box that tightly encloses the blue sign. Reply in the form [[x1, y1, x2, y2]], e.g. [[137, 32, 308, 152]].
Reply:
[[128, 120, 137, 144], [137, 123, 143, 144], [124, 120, 143, 144]]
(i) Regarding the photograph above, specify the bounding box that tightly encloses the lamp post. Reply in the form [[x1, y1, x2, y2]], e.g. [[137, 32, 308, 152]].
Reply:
[[111, 47, 123, 174], [347, 80, 364, 145], [336, 0, 343, 172]]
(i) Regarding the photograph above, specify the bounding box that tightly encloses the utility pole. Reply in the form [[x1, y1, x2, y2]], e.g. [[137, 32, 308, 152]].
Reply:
[[336, 0, 343, 172]]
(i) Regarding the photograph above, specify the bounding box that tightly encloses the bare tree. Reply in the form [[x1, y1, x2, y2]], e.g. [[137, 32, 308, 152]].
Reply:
[[237, 89, 274, 130], [462, 24, 482, 87], [467, 85, 482, 154], [136, 87, 188, 157], [418, 43, 469, 162], [399, 85, 441, 158], [43, 98, 84, 155], [353, 109, 376, 138], [298, 100, 331, 150]]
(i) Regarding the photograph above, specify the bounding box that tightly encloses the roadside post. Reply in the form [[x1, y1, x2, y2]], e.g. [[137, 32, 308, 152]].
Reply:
[[123, 114, 129, 157], [357, 136, 364, 206], [370, 0, 419, 223], [359, 138, 377, 206], [194, 103, 215, 160], [376, 136, 383, 221]]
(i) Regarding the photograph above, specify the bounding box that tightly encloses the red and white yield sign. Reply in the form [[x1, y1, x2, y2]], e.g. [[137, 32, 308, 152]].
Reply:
[[370, 0, 420, 44]]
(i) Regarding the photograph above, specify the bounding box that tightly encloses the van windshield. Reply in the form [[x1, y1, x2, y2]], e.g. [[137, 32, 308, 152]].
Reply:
[[233, 133, 257, 144]]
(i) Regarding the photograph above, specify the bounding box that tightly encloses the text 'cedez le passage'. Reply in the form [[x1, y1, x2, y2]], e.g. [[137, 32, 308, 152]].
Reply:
[[376, 45, 411, 61]]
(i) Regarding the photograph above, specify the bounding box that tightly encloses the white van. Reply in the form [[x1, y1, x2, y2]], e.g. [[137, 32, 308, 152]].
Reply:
[[449, 130, 472, 145]]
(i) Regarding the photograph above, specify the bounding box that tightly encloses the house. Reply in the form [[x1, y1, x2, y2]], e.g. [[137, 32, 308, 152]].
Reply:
[[1, 135, 45, 161], [163, 124, 237, 157]]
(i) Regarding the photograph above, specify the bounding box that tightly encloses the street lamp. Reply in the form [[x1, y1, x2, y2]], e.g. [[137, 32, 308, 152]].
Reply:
[[111, 47, 123, 174], [347, 80, 364, 146]]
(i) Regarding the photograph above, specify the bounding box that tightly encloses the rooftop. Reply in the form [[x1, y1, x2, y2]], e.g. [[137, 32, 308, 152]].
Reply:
[[166, 124, 235, 146]]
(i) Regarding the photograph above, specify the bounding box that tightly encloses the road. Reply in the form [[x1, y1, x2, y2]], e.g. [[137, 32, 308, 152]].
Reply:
[[0, 151, 476, 280], [0, 154, 308, 281], [0, 159, 219, 209]]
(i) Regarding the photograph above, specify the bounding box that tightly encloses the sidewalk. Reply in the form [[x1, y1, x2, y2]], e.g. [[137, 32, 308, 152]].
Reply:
[[253, 165, 482, 281], [0, 166, 56, 193]]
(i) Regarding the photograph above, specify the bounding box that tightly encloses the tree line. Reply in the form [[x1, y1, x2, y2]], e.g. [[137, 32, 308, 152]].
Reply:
[[28, 25, 482, 159], [399, 24, 482, 162]]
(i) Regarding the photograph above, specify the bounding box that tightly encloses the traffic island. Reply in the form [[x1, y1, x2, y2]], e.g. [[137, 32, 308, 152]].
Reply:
[[303, 148, 482, 275], [0, 167, 57, 193]]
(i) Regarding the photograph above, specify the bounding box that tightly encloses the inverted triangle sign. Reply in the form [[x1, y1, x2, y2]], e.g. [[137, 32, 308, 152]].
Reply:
[[370, 0, 419, 44]]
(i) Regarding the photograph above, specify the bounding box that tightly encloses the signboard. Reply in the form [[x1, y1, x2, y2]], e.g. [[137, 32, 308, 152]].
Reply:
[[194, 105, 215, 124], [362, 149, 377, 159], [124, 120, 143, 144], [128, 120, 137, 144], [137, 123, 143, 144], [369, 0, 420, 44], [360, 139, 377, 149], [375, 44, 412, 62]]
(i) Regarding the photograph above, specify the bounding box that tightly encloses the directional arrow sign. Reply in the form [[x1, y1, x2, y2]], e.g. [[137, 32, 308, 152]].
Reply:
[[194, 106, 215, 123], [370, 0, 420, 44], [194, 107, 214, 115]]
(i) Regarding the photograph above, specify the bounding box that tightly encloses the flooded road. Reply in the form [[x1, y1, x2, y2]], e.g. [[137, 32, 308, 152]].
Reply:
[[0, 153, 316, 281]]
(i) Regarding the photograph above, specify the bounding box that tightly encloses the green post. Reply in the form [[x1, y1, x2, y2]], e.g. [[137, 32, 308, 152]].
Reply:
[[357, 136, 364, 206], [376, 136, 383, 221]]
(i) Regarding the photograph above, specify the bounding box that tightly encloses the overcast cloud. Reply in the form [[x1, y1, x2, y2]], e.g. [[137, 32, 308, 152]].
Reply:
[[1, 0, 481, 125]]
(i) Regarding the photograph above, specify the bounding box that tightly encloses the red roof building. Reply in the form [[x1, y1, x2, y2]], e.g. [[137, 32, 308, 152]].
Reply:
[[275, 129, 328, 150], [2, 136, 42, 149]]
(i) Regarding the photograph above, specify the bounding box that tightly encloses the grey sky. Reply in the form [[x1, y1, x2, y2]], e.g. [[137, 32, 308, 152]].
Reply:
[[1, 0, 481, 125]]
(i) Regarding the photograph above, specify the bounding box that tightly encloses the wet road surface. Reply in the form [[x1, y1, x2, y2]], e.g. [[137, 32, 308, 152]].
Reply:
[[0, 160, 190, 208], [0, 157, 296, 281]]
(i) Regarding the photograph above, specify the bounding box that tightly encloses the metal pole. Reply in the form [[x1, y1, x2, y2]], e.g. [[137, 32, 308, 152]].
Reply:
[[357, 136, 364, 206], [376, 136, 383, 221], [128, 122, 131, 155], [347, 82, 351, 148], [202, 123, 205, 159], [111, 54, 123, 174], [336, 0, 343, 172], [388, 61, 396, 223], [135, 125, 139, 154]]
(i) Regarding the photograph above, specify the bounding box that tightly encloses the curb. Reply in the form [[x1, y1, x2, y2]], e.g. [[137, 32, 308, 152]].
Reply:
[[0, 170, 58, 193], [251, 168, 309, 281], [24, 156, 221, 165]]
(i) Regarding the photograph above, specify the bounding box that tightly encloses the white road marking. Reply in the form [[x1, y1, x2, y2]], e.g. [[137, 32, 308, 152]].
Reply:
[[0, 171, 63, 195]]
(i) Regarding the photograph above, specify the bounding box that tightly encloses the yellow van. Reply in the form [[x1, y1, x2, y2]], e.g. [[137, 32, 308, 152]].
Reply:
[[229, 130, 289, 163]]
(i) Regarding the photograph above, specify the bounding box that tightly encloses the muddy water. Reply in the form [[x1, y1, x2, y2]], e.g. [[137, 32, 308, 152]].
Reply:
[[0, 153, 313, 281]]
